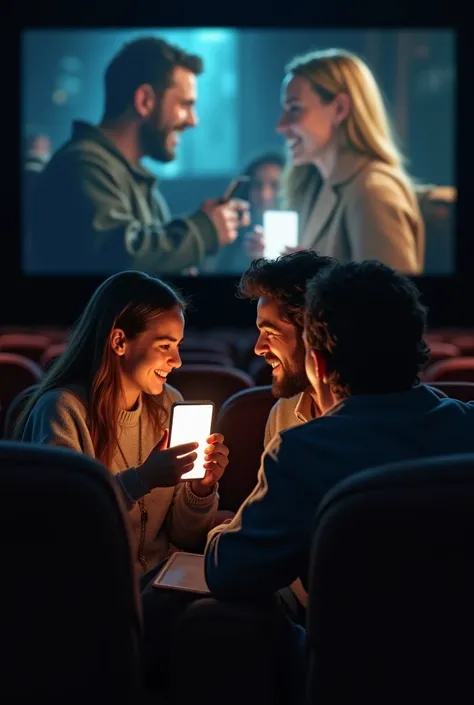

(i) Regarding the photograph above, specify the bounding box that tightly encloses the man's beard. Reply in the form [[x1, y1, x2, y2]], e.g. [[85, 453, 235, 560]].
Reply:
[[272, 366, 309, 398], [265, 355, 309, 399], [139, 119, 180, 163]]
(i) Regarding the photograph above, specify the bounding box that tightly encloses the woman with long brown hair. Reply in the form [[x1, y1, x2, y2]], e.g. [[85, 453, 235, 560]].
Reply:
[[17, 270, 228, 578]]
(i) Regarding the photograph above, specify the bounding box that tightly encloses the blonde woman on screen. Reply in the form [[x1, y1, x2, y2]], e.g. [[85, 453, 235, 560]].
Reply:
[[249, 49, 425, 273]]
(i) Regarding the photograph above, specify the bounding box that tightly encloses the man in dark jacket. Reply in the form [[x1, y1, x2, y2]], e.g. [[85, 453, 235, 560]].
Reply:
[[28, 37, 249, 274]]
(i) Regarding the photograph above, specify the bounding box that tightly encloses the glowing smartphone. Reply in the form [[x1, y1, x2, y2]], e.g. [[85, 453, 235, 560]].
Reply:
[[168, 401, 215, 481], [263, 210, 299, 259]]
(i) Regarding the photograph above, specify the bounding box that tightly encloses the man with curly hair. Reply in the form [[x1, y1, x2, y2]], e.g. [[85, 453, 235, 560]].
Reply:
[[205, 259, 474, 609], [237, 250, 335, 448]]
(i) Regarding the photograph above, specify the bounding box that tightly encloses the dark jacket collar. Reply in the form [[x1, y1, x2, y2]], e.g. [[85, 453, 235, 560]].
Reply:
[[71, 121, 157, 184], [325, 384, 445, 418]]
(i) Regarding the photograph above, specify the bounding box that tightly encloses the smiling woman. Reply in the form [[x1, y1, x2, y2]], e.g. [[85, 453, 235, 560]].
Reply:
[[277, 48, 425, 274], [16, 270, 228, 578], [111, 306, 185, 409]]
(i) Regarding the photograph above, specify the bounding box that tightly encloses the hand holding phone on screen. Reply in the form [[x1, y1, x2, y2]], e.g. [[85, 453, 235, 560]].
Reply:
[[201, 199, 250, 246], [201, 176, 251, 246]]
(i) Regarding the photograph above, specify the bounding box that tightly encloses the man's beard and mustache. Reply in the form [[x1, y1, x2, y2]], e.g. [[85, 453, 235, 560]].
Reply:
[[264, 353, 309, 399], [139, 116, 185, 163]]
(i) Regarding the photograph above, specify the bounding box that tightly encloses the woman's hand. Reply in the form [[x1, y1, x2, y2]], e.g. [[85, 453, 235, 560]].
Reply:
[[190, 433, 230, 497], [137, 429, 198, 490], [244, 225, 265, 259]]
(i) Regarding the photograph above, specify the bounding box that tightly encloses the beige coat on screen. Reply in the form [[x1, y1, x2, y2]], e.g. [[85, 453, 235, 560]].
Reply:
[[298, 151, 425, 274]]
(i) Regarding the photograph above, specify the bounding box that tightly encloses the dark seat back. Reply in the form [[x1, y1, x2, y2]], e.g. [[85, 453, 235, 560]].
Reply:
[[0, 441, 143, 704], [306, 454, 474, 704], [429, 380, 474, 402], [3, 383, 38, 439]]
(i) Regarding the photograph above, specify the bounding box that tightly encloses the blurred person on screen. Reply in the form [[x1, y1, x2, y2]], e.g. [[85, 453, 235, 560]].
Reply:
[[213, 151, 285, 274], [24, 133, 52, 174], [246, 49, 425, 273], [23, 133, 52, 211], [23, 133, 52, 241], [28, 37, 249, 274]]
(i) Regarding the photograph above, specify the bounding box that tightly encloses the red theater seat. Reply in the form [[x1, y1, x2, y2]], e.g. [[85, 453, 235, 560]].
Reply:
[[0, 333, 52, 364], [426, 341, 460, 366], [215, 386, 276, 511], [41, 342, 68, 370], [178, 351, 234, 367], [0, 354, 43, 437], [449, 335, 474, 357], [180, 335, 233, 358], [168, 365, 254, 416], [423, 357, 474, 383]]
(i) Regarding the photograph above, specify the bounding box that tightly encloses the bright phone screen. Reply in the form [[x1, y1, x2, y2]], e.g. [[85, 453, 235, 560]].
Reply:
[[263, 210, 299, 259], [169, 402, 214, 480]]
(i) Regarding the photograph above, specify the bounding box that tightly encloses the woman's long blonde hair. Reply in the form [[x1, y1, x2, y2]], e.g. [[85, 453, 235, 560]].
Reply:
[[281, 48, 408, 212]]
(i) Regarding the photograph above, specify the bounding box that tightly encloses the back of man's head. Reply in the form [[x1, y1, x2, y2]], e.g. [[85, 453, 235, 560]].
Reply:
[[304, 260, 430, 397], [104, 37, 203, 120], [238, 250, 335, 327]]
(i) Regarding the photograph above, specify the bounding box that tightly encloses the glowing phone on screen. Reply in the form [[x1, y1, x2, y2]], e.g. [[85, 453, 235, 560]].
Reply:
[[263, 210, 299, 259], [168, 401, 215, 480]]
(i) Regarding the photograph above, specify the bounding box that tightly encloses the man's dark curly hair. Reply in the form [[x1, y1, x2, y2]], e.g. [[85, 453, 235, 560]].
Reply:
[[304, 260, 430, 397], [104, 37, 203, 120], [238, 251, 335, 328]]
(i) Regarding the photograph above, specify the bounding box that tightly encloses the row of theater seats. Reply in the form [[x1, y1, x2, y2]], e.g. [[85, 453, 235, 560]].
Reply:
[[3, 325, 474, 376], [2, 439, 473, 703], [2, 325, 474, 507], [2, 373, 474, 514], [0, 326, 257, 367], [2, 327, 474, 402], [2, 328, 474, 380], [0, 359, 257, 435]]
